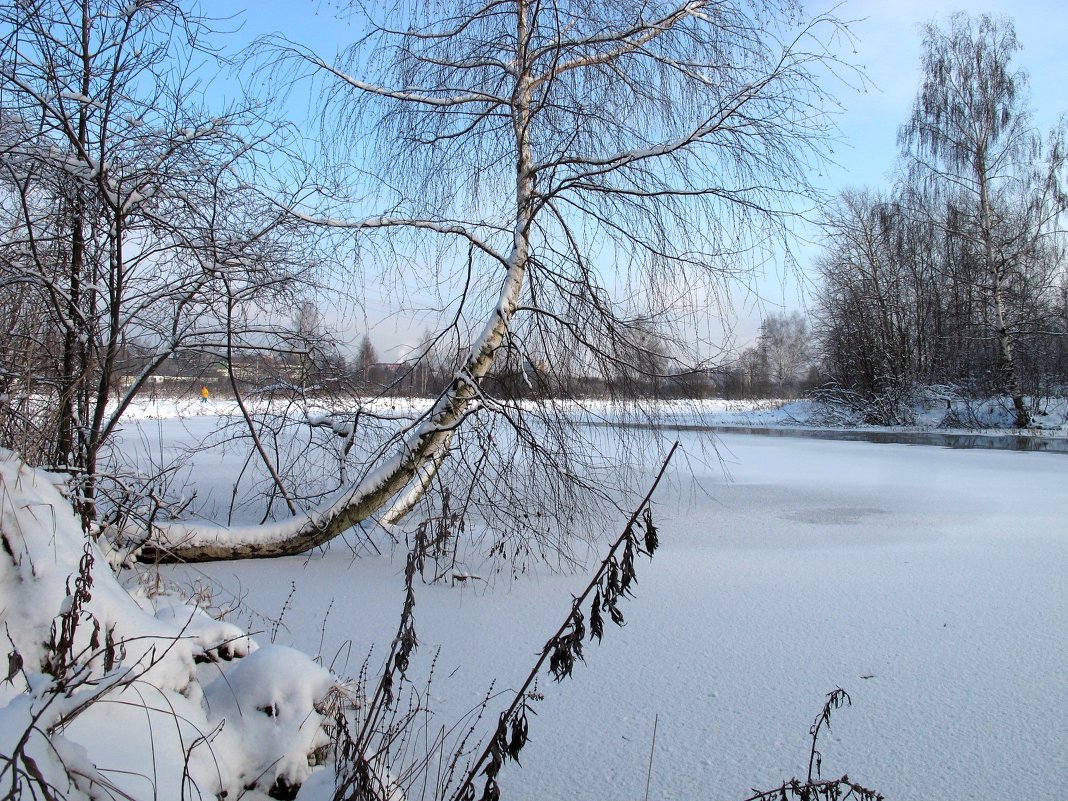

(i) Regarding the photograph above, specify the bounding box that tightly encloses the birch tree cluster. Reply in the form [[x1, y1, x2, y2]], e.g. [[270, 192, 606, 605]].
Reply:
[[813, 13, 1067, 425]]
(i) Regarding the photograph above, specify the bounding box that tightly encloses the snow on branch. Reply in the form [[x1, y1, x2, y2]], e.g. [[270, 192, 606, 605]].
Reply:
[[284, 210, 511, 269], [269, 37, 511, 108]]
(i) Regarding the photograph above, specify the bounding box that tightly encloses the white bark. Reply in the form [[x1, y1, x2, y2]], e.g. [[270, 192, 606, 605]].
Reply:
[[143, 4, 537, 562]]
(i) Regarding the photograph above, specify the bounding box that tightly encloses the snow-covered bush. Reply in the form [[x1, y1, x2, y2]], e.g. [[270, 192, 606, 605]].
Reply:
[[806, 383, 917, 427], [203, 646, 335, 799], [0, 452, 338, 800]]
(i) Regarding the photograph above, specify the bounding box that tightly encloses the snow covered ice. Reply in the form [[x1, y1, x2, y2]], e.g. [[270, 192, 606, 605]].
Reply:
[[2, 399, 1066, 800], [160, 404, 1068, 800]]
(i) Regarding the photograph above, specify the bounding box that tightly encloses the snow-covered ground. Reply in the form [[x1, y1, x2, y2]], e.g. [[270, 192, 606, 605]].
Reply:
[[143, 402, 1067, 801], [118, 392, 1068, 436], [3, 398, 1066, 800]]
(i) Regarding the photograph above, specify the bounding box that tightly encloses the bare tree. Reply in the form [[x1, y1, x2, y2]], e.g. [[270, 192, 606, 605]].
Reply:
[[356, 334, 379, 386], [813, 190, 935, 402], [0, 0, 328, 518], [899, 12, 1067, 427], [130, 0, 856, 561], [723, 345, 771, 399], [757, 311, 813, 396]]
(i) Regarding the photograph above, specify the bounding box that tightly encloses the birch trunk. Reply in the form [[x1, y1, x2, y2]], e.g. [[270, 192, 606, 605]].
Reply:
[[978, 158, 1030, 428], [141, 1, 537, 562]]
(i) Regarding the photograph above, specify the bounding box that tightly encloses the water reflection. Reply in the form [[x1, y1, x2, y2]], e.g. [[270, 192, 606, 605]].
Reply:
[[664, 424, 1068, 453]]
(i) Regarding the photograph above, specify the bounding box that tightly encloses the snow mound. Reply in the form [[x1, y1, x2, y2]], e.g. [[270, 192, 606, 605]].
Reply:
[[204, 645, 335, 799], [155, 602, 258, 662], [0, 451, 338, 801]]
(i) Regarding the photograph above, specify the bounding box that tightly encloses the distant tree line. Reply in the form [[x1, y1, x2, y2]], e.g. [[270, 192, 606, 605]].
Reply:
[[721, 311, 818, 399]]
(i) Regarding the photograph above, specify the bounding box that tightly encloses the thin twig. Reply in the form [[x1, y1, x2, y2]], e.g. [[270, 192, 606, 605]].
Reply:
[[643, 713, 658, 801]]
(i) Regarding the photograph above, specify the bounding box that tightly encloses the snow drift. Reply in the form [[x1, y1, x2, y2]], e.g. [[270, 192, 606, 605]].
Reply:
[[0, 451, 337, 800]]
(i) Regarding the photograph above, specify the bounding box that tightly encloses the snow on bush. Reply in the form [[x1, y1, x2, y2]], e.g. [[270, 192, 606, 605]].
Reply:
[[204, 645, 335, 799], [0, 451, 337, 800], [154, 602, 257, 662]]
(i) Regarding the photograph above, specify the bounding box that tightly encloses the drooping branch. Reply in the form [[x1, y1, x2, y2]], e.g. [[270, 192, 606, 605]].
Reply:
[[141, 213, 530, 561], [527, 1, 702, 90], [129, 0, 855, 562], [283, 211, 511, 269], [267, 38, 511, 108]]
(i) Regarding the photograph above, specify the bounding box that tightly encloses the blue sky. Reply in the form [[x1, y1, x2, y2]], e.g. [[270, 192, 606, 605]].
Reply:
[[210, 0, 1067, 356], [815, 0, 1066, 191]]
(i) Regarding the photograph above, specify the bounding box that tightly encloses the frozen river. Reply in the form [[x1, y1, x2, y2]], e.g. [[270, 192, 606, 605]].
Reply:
[[165, 427, 1068, 801]]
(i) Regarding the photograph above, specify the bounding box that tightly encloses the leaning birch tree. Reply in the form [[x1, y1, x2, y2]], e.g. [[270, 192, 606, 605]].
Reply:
[[140, 0, 854, 562]]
